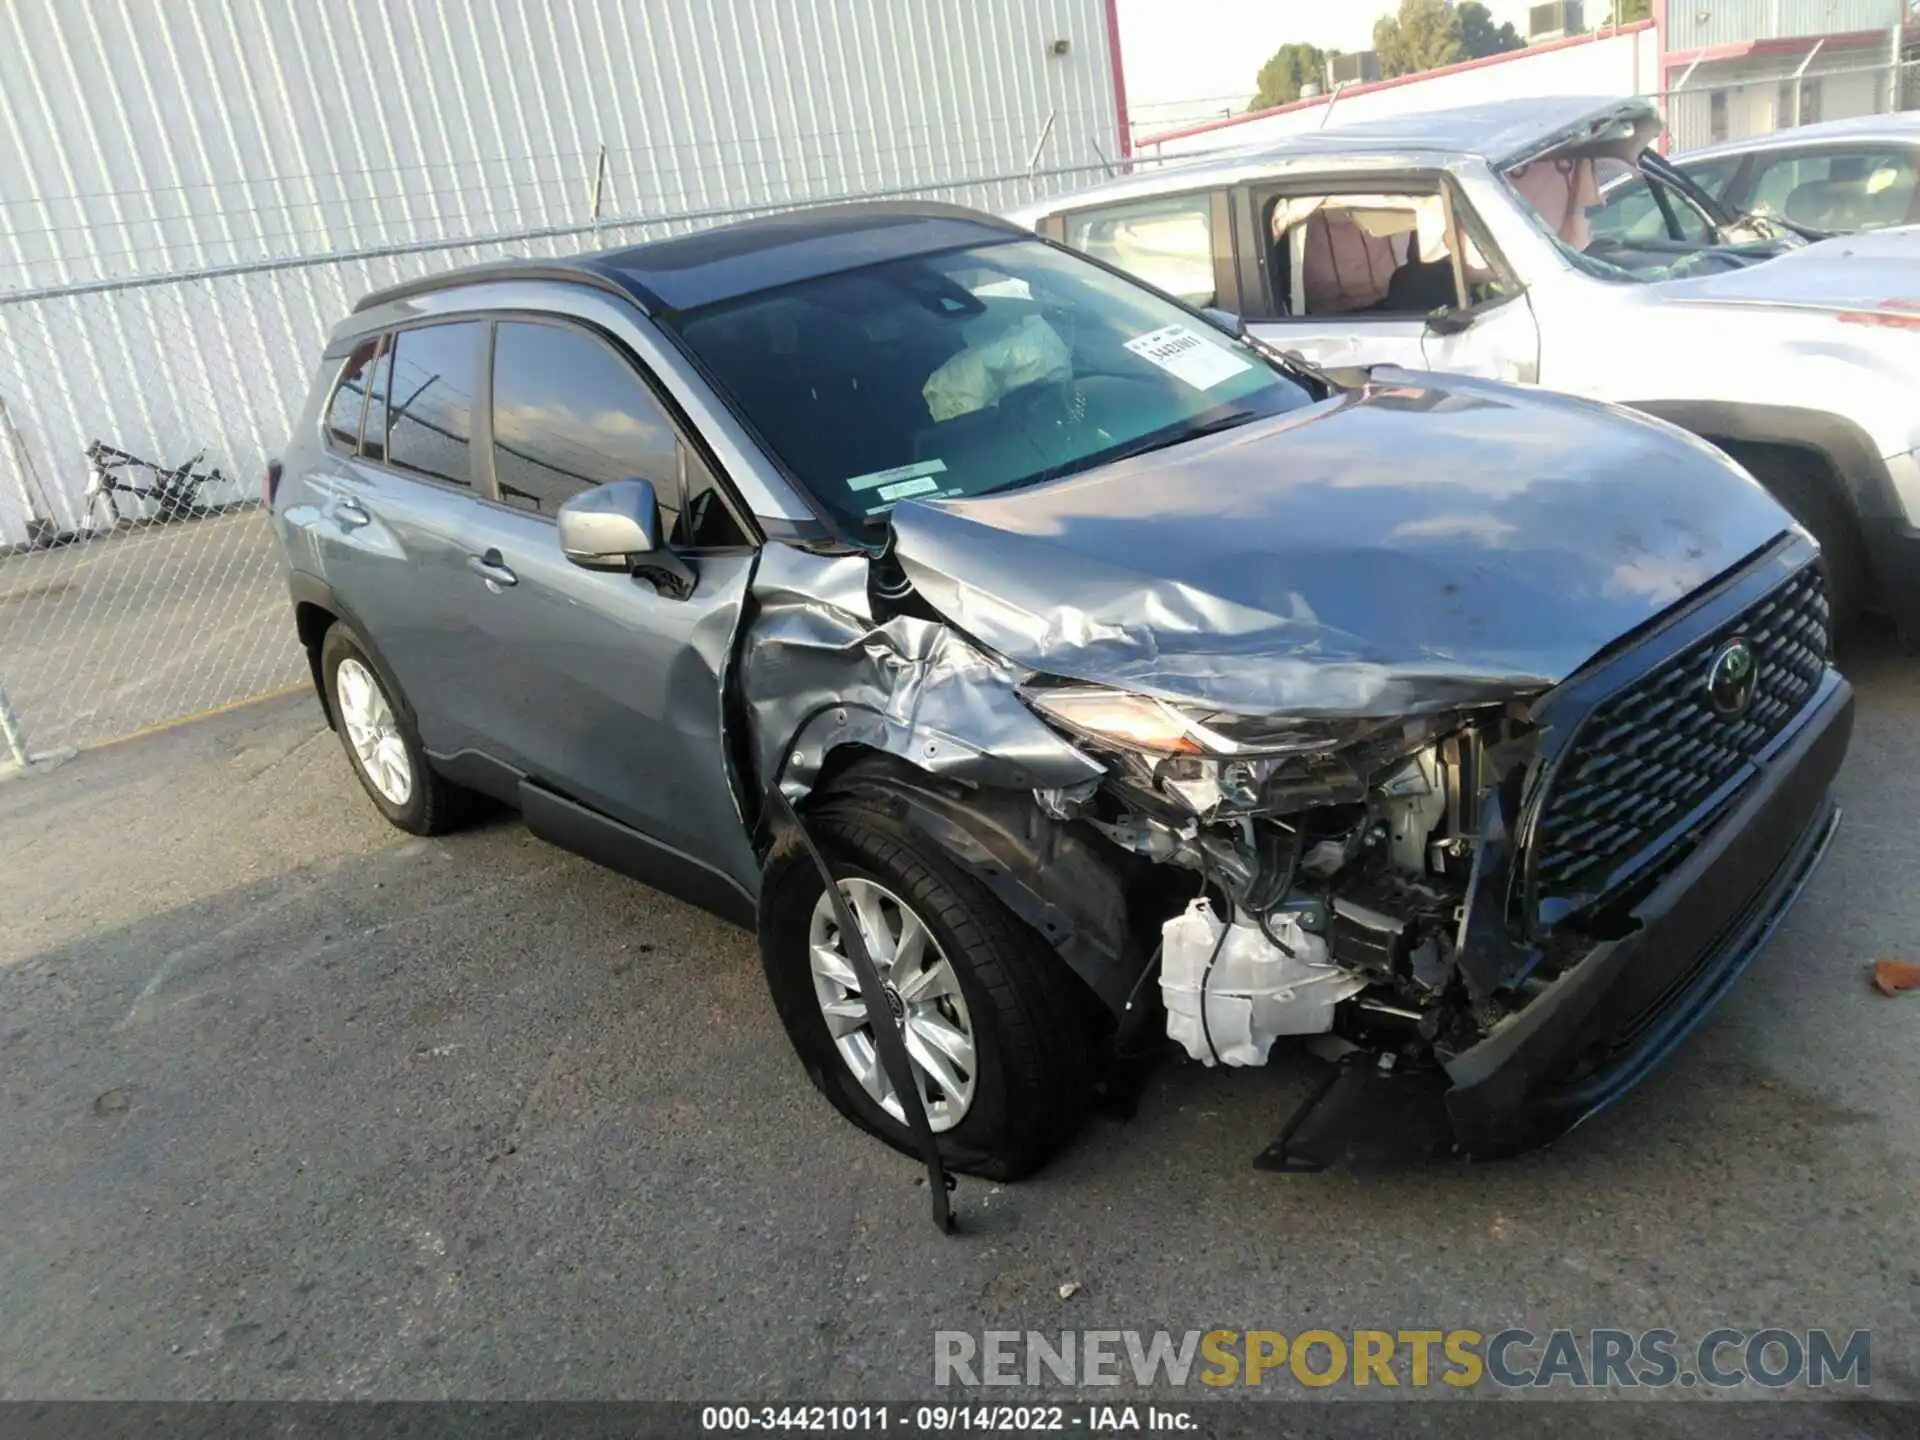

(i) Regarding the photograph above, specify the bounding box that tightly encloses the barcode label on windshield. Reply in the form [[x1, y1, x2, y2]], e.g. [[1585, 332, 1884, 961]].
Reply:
[[1125, 324, 1250, 390], [845, 458, 948, 492]]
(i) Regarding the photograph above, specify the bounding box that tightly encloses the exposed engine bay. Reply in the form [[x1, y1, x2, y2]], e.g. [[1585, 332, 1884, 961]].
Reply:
[[1030, 694, 1534, 1079]]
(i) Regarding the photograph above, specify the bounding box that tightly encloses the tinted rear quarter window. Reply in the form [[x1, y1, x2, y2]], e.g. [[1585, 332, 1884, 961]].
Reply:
[[325, 339, 379, 453], [385, 321, 485, 485]]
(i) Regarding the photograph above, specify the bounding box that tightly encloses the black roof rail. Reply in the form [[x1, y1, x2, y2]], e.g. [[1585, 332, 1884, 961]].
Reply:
[[353, 260, 642, 315]]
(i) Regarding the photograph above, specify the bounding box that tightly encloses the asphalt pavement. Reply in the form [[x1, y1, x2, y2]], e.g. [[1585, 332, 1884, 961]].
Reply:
[[2, 636, 1916, 1412]]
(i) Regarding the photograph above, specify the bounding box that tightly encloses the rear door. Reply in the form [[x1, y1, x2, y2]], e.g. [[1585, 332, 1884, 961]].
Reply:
[[312, 320, 494, 754], [453, 315, 762, 887]]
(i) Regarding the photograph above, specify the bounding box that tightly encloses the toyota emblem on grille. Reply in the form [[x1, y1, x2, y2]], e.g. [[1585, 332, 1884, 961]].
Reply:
[[1706, 637, 1758, 718]]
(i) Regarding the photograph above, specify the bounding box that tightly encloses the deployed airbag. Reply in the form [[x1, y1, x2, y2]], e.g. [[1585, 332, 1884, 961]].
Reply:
[[922, 314, 1072, 423]]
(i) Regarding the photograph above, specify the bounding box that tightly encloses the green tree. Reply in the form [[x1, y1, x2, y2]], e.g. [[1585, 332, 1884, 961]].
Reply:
[[1373, 0, 1467, 79], [1605, 0, 1654, 21], [1250, 41, 1329, 111], [1458, 1, 1523, 57]]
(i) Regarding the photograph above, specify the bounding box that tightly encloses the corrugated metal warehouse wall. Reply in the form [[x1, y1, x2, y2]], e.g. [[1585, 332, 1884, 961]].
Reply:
[[0, 0, 1122, 544], [1666, 0, 1906, 49]]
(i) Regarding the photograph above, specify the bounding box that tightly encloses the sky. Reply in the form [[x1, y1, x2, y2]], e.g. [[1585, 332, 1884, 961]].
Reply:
[[1116, 0, 1541, 130]]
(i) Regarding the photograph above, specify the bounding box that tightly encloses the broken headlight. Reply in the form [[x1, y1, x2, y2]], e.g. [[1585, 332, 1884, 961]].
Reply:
[[1022, 683, 1387, 758], [1023, 682, 1512, 819]]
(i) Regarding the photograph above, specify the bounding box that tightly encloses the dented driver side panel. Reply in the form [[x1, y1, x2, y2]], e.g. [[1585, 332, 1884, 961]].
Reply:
[[736, 543, 1147, 1006]]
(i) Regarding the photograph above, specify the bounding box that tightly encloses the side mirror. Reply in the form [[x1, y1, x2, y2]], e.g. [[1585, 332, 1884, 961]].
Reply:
[[1424, 307, 1476, 337], [557, 479, 695, 599], [1199, 306, 1247, 337]]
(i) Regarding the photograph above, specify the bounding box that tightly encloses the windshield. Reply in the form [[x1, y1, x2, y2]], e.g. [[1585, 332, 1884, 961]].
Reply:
[[664, 239, 1314, 534], [1511, 152, 1796, 284]]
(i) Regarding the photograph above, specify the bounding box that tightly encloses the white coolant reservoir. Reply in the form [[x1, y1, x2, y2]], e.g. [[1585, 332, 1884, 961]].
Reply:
[[1160, 899, 1367, 1067]]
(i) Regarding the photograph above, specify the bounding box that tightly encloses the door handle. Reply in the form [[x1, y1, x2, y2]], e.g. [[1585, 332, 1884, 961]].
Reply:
[[334, 499, 371, 530], [466, 550, 518, 588]]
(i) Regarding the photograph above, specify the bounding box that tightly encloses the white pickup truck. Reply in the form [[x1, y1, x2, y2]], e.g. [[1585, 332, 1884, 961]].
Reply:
[[1010, 96, 1920, 636]]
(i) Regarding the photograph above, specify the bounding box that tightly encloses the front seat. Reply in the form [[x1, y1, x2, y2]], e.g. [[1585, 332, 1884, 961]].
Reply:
[[1782, 179, 1848, 231], [1385, 256, 1458, 315]]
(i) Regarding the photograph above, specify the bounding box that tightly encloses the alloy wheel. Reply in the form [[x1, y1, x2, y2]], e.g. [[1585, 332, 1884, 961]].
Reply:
[[335, 657, 413, 807], [807, 877, 978, 1131]]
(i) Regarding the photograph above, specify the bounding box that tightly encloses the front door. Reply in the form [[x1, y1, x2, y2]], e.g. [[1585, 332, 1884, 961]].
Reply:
[[1238, 179, 1541, 383], [1241, 183, 1451, 373], [1420, 291, 1542, 383], [451, 316, 763, 891]]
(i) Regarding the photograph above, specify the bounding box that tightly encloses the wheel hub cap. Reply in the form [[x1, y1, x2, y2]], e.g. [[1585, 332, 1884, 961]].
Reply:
[[807, 878, 978, 1132], [335, 657, 412, 807]]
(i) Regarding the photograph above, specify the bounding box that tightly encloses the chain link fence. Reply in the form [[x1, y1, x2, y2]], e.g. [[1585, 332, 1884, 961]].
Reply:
[[1656, 55, 1919, 150], [0, 150, 1195, 766]]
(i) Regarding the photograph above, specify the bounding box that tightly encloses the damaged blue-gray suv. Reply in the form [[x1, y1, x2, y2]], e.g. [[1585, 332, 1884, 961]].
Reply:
[[269, 202, 1851, 1177]]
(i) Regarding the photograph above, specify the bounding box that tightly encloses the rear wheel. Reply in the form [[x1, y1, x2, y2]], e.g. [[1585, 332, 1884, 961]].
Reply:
[[319, 623, 468, 835], [759, 800, 1100, 1180]]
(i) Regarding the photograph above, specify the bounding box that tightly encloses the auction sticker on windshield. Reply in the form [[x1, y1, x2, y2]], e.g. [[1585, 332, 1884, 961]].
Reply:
[[846, 459, 948, 492], [876, 475, 942, 503], [1125, 324, 1251, 390]]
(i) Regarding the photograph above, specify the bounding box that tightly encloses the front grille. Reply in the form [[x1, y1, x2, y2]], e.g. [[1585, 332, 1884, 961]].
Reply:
[[1532, 562, 1829, 906]]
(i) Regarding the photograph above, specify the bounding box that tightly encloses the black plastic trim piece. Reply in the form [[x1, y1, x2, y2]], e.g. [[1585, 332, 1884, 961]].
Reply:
[[519, 779, 757, 929], [354, 263, 650, 317], [1624, 400, 1901, 523], [814, 760, 1138, 1014]]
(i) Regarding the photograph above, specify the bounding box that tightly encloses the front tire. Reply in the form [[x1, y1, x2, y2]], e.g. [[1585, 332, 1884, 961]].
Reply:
[[759, 800, 1100, 1180], [319, 623, 467, 836]]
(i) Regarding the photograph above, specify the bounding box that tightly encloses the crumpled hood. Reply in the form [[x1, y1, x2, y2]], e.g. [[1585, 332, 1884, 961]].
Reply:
[[1657, 226, 1920, 317], [887, 374, 1794, 717]]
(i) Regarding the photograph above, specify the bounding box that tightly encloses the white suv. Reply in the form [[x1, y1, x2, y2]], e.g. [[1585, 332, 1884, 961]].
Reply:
[[1012, 96, 1920, 636]]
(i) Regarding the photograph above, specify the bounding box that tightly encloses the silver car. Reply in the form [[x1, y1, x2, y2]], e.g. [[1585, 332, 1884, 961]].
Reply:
[[1668, 113, 1920, 236], [270, 201, 1851, 1178], [1012, 97, 1920, 640]]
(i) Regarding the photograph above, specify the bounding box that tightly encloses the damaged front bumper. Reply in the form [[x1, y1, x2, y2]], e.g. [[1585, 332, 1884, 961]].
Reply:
[[1264, 653, 1853, 1171], [1444, 674, 1849, 1158]]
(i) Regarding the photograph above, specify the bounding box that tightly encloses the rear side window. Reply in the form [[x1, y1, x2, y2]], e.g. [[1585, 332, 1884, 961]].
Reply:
[[324, 339, 379, 453], [1064, 194, 1217, 307], [385, 322, 484, 486]]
